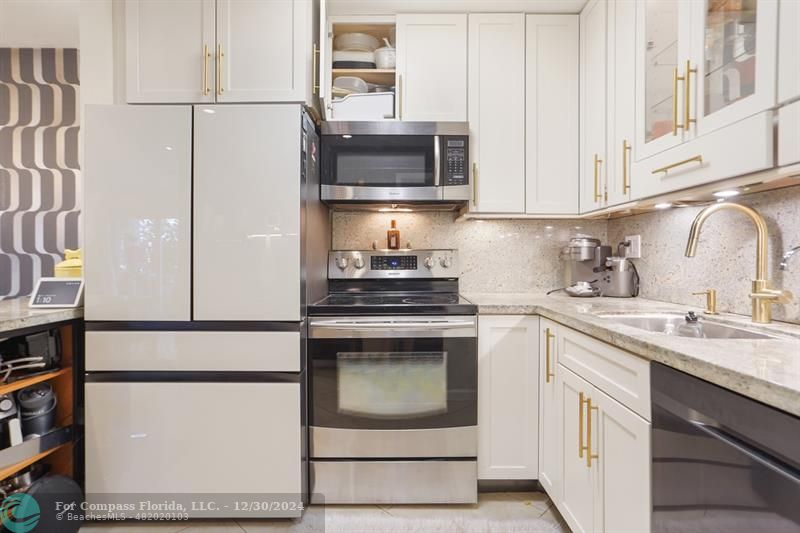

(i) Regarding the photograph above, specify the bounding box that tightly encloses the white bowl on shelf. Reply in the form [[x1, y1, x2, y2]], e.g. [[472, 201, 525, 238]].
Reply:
[[334, 32, 380, 52], [333, 76, 369, 94]]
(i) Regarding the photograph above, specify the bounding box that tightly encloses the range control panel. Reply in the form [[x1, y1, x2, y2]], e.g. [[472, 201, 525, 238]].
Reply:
[[329, 250, 458, 279], [442, 136, 469, 187]]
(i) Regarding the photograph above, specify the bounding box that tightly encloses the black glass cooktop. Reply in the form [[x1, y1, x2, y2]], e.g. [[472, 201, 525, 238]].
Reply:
[[310, 292, 476, 316]]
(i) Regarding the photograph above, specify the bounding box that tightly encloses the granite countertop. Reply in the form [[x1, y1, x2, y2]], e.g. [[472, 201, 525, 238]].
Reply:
[[464, 293, 800, 418], [0, 297, 83, 336]]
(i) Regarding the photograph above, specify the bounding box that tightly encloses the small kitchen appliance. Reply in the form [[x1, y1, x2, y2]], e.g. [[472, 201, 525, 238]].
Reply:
[[321, 121, 469, 207], [559, 237, 638, 297], [308, 249, 478, 504]]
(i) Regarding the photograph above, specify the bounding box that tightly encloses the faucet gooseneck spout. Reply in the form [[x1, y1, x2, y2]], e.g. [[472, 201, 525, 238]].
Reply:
[[684, 202, 791, 324]]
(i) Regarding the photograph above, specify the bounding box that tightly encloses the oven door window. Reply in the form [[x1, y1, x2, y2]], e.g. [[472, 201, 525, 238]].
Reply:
[[337, 351, 447, 418], [322, 135, 435, 187], [310, 337, 477, 430]]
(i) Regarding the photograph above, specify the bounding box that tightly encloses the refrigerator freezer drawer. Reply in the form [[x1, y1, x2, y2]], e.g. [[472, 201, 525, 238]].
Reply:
[[85, 381, 302, 517], [86, 330, 301, 372]]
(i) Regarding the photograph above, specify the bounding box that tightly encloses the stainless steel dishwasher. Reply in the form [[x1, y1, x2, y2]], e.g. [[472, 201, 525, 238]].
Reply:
[[652, 362, 800, 532]]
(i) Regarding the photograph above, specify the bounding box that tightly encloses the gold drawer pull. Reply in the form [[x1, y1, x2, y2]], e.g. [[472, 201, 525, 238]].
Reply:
[[216, 43, 224, 95], [579, 392, 588, 458], [544, 328, 555, 384], [652, 155, 703, 175], [586, 397, 599, 467]]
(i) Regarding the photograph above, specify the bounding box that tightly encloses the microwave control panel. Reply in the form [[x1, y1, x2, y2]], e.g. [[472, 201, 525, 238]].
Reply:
[[443, 136, 468, 186]]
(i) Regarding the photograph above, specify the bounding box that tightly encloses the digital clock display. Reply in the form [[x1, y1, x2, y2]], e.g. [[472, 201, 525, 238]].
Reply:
[[371, 256, 418, 270], [30, 279, 83, 307]]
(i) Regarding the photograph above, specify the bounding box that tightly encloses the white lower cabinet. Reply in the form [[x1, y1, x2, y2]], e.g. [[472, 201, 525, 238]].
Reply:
[[543, 322, 652, 533], [593, 386, 651, 533], [478, 315, 539, 479], [558, 366, 596, 533], [86, 381, 302, 516], [538, 318, 561, 496]]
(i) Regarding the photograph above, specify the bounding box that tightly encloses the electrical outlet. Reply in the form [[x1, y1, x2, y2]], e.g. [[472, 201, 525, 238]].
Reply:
[[625, 235, 642, 258]]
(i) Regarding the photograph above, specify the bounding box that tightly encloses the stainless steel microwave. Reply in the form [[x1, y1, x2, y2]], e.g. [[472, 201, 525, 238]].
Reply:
[[320, 121, 470, 206]]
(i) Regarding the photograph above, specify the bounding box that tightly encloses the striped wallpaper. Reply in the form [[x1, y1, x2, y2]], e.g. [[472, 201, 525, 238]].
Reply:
[[0, 48, 81, 299]]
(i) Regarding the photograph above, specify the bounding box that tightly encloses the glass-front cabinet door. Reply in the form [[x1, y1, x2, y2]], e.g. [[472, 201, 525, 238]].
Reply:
[[635, 0, 693, 161], [691, 0, 777, 136]]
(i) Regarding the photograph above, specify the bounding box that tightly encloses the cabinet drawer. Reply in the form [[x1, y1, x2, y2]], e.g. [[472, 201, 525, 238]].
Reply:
[[778, 100, 800, 167], [86, 330, 300, 372], [557, 326, 650, 420], [633, 111, 773, 199], [86, 381, 301, 516]]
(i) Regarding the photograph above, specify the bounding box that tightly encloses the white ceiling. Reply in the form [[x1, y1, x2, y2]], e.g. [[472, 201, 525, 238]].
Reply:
[[0, 0, 81, 48], [327, 0, 589, 15]]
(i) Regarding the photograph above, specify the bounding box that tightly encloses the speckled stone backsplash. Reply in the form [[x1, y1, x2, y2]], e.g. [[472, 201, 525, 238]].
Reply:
[[608, 186, 800, 325], [331, 212, 607, 294]]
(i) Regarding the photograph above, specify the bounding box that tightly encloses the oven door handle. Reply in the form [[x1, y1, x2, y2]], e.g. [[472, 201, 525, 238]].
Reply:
[[309, 317, 477, 339]]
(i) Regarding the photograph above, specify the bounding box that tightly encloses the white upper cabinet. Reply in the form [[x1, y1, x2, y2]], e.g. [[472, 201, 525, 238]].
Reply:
[[525, 15, 579, 215], [690, 0, 778, 137], [468, 14, 526, 213], [478, 315, 539, 480], [396, 14, 467, 121], [778, 0, 800, 104], [216, 0, 310, 103], [579, 0, 608, 213], [126, 0, 216, 103], [634, 0, 692, 162], [193, 105, 302, 321], [605, 0, 636, 207], [84, 106, 192, 321], [126, 0, 311, 104]]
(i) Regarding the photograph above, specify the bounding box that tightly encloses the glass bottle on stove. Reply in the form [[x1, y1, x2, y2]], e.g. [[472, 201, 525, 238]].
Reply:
[[387, 219, 400, 250]]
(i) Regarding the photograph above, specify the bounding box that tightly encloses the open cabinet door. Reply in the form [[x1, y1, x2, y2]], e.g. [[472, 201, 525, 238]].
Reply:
[[318, 0, 329, 118]]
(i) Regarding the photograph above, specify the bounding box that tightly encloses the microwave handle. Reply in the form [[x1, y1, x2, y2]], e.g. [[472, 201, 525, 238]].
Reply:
[[434, 135, 441, 187]]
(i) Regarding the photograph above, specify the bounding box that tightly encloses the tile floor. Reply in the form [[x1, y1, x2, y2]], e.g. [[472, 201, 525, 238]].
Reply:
[[80, 492, 569, 533]]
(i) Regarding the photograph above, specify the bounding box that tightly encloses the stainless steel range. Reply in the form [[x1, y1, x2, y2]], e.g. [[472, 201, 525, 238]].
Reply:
[[308, 249, 478, 504]]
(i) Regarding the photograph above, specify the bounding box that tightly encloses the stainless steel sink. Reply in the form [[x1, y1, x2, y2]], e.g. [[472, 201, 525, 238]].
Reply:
[[595, 313, 775, 340]]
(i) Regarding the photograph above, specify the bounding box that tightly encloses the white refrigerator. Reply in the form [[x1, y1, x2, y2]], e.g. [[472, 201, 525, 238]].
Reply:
[[82, 104, 327, 518]]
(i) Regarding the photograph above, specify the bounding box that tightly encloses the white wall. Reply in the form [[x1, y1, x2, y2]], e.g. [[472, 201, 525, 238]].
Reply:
[[0, 0, 81, 47]]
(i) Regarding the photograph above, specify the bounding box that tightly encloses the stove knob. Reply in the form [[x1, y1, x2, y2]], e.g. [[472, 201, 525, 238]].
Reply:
[[336, 257, 349, 270], [354, 256, 365, 269], [440, 257, 452, 268], [423, 257, 435, 269]]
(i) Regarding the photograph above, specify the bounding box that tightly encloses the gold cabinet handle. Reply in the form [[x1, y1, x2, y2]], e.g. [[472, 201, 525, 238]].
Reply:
[[586, 397, 599, 467], [544, 328, 555, 384], [593, 154, 603, 202], [578, 392, 585, 458], [312, 43, 320, 95], [652, 155, 703, 175], [202, 44, 210, 95], [672, 67, 685, 135], [622, 139, 631, 194], [685, 60, 697, 131], [472, 162, 478, 207], [216, 43, 224, 96]]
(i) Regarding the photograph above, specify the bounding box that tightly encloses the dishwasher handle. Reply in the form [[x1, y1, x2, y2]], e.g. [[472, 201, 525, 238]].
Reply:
[[693, 421, 800, 485]]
